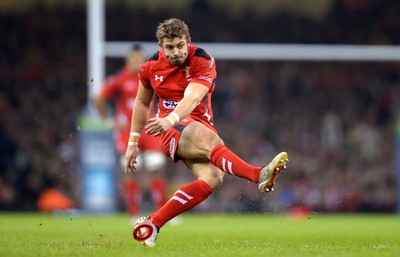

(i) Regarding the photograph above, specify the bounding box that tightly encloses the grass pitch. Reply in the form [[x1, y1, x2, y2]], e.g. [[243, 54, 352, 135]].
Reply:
[[0, 212, 399, 257]]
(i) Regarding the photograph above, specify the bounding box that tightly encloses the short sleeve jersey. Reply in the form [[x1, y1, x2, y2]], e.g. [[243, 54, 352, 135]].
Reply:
[[101, 66, 138, 123], [100, 66, 138, 154], [139, 45, 216, 127]]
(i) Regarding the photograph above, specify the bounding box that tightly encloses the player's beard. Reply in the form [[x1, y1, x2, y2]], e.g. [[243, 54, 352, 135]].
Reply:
[[168, 53, 187, 66]]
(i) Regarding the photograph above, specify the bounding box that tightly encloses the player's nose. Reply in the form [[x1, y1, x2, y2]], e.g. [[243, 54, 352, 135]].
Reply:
[[171, 47, 180, 56]]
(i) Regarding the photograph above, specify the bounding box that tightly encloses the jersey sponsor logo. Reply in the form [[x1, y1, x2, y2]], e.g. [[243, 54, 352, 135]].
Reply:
[[163, 100, 179, 109], [155, 75, 163, 82]]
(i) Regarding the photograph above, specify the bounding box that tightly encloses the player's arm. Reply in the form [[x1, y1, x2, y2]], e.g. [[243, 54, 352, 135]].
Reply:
[[168, 53, 214, 124], [125, 81, 154, 173], [131, 82, 155, 133], [145, 82, 209, 136], [92, 87, 114, 129], [92, 93, 108, 120], [171, 82, 209, 121]]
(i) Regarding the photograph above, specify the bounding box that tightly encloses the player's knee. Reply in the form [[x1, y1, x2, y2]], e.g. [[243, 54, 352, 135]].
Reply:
[[202, 168, 224, 190], [212, 170, 224, 190]]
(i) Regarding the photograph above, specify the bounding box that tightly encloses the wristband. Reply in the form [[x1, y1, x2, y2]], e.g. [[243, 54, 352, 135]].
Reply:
[[166, 112, 180, 126], [170, 112, 180, 122], [130, 132, 141, 137], [166, 116, 175, 126], [128, 132, 140, 145]]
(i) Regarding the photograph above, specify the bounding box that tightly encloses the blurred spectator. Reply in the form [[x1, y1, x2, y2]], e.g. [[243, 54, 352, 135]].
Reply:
[[36, 188, 75, 213]]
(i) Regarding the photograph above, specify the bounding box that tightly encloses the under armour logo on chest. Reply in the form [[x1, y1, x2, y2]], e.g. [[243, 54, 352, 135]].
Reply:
[[155, 75, 163, 82]]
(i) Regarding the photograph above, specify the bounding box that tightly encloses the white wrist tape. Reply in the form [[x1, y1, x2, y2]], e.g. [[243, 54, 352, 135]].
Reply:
[[170, 112, 180, 122], [166, 116, 175, 126], [130, 132, 141, 137]]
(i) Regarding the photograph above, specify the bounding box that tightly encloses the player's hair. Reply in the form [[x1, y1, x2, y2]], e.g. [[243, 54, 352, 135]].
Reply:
[[156, 18, 190, 45]]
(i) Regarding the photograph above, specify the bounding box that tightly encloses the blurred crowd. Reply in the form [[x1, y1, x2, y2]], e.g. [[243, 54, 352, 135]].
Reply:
[[0, 0, 399, 213]]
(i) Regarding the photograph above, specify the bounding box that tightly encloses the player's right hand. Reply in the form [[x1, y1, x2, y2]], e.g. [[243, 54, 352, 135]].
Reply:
[[145, 117, 173, 137]]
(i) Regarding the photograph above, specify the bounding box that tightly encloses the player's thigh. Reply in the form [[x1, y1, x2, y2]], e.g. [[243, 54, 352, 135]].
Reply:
[[177, 121, 223, 159], [184, 158, 225, 190]]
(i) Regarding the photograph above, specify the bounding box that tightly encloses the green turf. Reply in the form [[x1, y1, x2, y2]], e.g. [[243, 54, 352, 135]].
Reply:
[[0, 212, 399, 257]]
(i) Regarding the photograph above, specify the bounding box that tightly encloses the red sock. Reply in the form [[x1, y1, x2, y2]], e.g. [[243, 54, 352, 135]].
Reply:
[[123, 180, 141, 216], [150, 179, 167, 210], [210, 144, 261, 183], [149, 179, 213, 228]]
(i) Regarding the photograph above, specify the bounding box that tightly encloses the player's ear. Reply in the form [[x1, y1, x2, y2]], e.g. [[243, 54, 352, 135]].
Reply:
[[187, 37, 191, 45]]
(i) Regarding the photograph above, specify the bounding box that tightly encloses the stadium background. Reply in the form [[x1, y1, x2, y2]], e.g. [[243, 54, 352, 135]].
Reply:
[[0, 0, 399, 214]]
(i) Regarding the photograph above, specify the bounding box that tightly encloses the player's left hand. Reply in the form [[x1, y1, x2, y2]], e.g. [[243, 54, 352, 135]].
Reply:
[[145, 117, 173, 136], [125, 145, 139, 173]]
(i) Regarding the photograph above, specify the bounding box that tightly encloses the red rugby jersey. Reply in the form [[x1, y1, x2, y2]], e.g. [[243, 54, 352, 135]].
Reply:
[[100, 66, 138, 154], [101, 66, 138, 123], [139, 45, 216, 127]]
